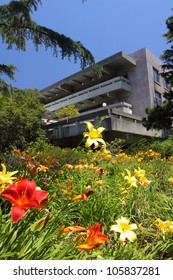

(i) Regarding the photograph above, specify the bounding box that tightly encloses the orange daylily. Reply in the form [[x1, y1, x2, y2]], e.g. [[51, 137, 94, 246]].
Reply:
[[0, 179, 49, 222], [37, 164, 49, 172], [13, 149, 21, 154], [75, 222, 109, 251], [71, 190, 94, 202], [62, 225, 87, 233], [65, 164, 73, 170]]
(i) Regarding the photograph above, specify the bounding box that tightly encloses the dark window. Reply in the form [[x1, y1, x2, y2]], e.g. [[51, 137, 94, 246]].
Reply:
[[163, 77, 168, 89], [153, 68, 159, 83], [155, 91, 162, 106]]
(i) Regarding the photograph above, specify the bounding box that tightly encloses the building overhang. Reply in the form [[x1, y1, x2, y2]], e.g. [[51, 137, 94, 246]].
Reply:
[[40, 51, 136, 105], [44, 106, 162, 147]]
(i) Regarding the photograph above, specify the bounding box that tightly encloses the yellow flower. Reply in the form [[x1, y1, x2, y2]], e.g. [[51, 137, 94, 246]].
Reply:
[[105, 154, 112, 159], [75, 164, 84, 171], [83, 121, 106, 149], [156, 218, 172, 235], [0, 164, 18, 192], [168, 177, 173, 184], [134, 167, 151, 186], [124, 169, 138, 188], [101, 147, 111, 154], [110, 217, 137, 244], [134, 167, 146, 178], [169, 222, 173, 233], [139, 176, 151, 186]]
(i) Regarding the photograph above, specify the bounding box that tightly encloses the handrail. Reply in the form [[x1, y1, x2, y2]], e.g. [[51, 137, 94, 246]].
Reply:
[[45, 104, 143, 130], [45, 76, 130, 109]]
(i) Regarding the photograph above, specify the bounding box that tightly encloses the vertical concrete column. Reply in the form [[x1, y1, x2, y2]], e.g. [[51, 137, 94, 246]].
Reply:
[[75, 121, 79, 133], [95, 116, 100, 125], [58, 125, 62, 138]]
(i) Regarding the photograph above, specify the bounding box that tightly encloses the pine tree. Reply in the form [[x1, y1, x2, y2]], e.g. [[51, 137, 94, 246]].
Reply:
[[143, 10, 173, 134], [0, 0, 95, 92]]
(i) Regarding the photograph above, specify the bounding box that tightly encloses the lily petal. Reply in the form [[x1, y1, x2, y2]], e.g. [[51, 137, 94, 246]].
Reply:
[[11, 206, 27, 223], [0, 188, 20, 204], [85, 121, 94, 131], [17, 179, 36, 199]]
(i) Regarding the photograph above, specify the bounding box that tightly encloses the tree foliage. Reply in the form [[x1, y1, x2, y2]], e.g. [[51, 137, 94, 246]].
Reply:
[[0, 0, 95, 91], [55, 105, 80, 119], [143, 10, 173, 133], [0, 88, 47, 151]]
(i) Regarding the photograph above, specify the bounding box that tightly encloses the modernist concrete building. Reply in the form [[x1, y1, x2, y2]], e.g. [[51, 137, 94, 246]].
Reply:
[[41, 48, 166, 147]]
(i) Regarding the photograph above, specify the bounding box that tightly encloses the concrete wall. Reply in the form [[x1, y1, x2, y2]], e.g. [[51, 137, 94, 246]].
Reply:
[[126, 48, 165, 117], [145, 48, 166, 105], [126, 48, 151, 116]]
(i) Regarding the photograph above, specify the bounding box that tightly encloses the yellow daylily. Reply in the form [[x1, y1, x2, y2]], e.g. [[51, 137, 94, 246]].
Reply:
[[134, 167, 146, 178], [169, 222, 173, 233], [156, 218, 172, 235], [123, 169, 138, 188], [168, 177, 173, 184], [83, 121, 106, 149], [0, 164, 18, 185], [110, 216, 137, 244], [134, 167, 151, 186], [0, 164, 18, 193]]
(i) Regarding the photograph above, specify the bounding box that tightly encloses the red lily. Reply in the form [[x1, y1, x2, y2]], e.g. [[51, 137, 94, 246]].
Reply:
[[0, 179, 49, 222], [75, 222, 109, 251]]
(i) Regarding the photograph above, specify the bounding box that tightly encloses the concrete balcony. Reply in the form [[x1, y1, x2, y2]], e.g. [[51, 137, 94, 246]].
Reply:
[[45, 105, 162, 147], [45, 76, 131, 112]]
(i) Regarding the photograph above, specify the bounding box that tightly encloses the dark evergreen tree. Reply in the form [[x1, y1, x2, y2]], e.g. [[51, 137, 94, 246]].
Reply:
[[143, 10, 173, 133], [0, 0, 95, 92]]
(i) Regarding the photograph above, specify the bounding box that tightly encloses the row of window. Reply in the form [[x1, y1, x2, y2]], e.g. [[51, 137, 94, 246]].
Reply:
[[153, 67, 168, 88], [153, 67, 168, 106]]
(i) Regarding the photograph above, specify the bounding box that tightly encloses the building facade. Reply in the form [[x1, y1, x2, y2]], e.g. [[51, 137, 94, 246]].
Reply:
[[41, 48, 165, 147]]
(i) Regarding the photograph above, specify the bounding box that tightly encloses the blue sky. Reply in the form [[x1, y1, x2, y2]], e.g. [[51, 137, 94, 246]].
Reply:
[[1, 0, 173, 90]]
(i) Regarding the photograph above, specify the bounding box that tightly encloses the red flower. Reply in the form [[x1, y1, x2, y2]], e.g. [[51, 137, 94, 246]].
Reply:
[[0, 179, 49, 222], [75, 222, 109, 251]]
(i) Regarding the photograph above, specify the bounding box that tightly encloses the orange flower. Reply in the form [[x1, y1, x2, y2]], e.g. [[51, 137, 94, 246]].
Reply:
[[0, 179, 49, 222], [67, 179, 72, 188], [13, 149, 21, 154], [37, 164, 48, 172], [75, 165, 84, 171], [72, 190, 94, 202], [65, 164, 73, 170], [25, 161, 35, 169], [75, 222, 109, 251], [62, 225, 87, 233]]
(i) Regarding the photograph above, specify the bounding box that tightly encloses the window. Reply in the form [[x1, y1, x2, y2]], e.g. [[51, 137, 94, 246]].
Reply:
[[163, 77, 168, 89], [153, 68, 159, 83], [155, 91, 162, 106]]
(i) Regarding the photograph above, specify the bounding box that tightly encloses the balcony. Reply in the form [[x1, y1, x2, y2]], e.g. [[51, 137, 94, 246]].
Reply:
[[45, 105, 162, 147], [45, 76, 131, 112]]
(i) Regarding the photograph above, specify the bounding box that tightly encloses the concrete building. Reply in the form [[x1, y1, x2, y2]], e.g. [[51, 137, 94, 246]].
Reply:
[[41, 48, 166, 147]]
